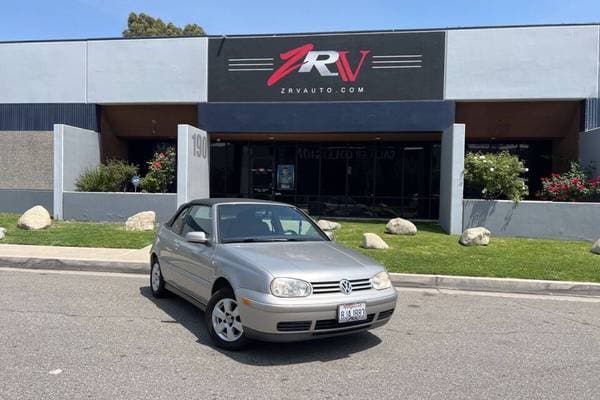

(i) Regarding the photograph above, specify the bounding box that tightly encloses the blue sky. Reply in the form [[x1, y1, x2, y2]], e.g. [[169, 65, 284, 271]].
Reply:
[[1, 0, 599, 40]]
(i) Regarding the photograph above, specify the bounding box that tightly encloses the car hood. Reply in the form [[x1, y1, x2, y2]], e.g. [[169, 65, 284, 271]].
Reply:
[[218, 241, 384, 282]]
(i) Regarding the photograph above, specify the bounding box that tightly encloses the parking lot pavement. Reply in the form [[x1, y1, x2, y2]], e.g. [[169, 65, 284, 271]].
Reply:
[[1, 268, 599, 400]]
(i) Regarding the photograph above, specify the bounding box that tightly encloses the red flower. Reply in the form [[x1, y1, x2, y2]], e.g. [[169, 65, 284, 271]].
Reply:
[[571, 178, 580, 185], [153, 161, 162, 169]]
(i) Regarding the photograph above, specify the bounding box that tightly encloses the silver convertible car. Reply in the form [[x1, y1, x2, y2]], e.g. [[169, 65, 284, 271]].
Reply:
[[150, 199, 397, 350]]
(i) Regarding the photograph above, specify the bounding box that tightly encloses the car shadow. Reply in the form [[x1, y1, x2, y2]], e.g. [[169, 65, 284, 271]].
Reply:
[[139, 286, 382, 365]]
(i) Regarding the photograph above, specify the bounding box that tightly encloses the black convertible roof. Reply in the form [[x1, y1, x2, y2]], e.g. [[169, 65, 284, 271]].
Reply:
[[187, 198, 288, 207]]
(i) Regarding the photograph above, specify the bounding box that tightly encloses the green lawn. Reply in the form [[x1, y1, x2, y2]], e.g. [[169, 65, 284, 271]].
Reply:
[[334, 221, 600, 283], [0, 213, 155, 249], [1, 212, 598, 282]]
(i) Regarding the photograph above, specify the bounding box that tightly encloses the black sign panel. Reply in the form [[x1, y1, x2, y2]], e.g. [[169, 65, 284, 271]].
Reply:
[[208, 31, 445, 102]]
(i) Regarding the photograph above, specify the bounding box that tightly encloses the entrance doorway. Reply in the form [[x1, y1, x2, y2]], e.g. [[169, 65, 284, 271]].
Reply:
[[211, 137, 441, 219]]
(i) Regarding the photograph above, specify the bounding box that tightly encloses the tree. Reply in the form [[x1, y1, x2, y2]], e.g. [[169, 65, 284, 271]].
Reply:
[[122, 12, 205, 38]]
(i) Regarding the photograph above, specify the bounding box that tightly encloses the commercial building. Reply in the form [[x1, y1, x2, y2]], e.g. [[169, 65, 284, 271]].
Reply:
[[1, 23, 599, 234]]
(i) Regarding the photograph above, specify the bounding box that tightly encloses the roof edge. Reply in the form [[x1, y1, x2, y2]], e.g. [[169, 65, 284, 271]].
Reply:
[[0, 21, 598, 45]]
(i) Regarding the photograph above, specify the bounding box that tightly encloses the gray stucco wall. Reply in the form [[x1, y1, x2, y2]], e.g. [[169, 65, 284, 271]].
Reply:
[[0, 41, 87, 103], [439, 124, 465, 234], [62, 192, 177, 222], [0, 189, 53, 214], [0, 131, 53, 189], [580, 128, 600, 175], [0, 37, 208, 104], [463, 199, 600, 241], [53, 124, 101, 219], [87, 37, 208, 103], [446, 25, 600, 100]]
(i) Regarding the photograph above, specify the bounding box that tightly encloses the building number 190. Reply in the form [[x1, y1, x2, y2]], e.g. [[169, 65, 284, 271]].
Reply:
[[192, 133, 208, 159]]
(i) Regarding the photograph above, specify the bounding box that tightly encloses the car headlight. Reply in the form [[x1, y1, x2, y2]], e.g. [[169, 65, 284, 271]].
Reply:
[[270, 278, 312, 297], [372, 271, 392, 290]]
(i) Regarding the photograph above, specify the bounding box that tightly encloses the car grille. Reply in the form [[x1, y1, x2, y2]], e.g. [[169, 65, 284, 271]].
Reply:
[[311, 278, 372, 294], [377, 309, 395, 320], [314, 313, 375, 331], [277, 321, 312, 332]]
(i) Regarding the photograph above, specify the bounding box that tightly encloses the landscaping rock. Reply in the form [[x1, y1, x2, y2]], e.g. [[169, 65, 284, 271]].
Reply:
[[592, 239, 600, 255], [317, 219, 342, 231], [460, 227, 491, 246], [385, 217, 417, 235], [361, 233, 389, 250], [17, 206, 52, 230], [125, 211, 156, 231], [0, 227, 6, 240]]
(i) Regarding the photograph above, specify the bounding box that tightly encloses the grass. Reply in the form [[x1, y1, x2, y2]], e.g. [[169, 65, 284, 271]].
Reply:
[[334, 221, 600, 283], [1, 212, 598, 282], [0, 213, 155, 249]]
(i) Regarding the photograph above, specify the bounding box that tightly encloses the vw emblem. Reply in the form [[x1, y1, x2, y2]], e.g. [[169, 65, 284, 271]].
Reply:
[[339, 279, 353, 295]]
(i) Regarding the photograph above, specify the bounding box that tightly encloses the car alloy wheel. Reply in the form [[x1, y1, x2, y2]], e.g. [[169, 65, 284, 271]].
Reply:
[[212, 298, 243, 342], [206, 288, 249, 350], [150, 261, 167, 298], [151, 263, 161, 291]]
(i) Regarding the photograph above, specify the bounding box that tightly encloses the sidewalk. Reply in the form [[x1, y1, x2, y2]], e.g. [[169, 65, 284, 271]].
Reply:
[[1, 243, 600, 297], [0, 244, 150, 274]]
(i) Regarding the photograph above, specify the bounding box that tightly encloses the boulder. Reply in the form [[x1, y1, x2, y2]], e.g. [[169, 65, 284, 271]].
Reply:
[[361, 233, 389, 250], [17, 206, 52, 230], [125, 211, 156, 231], [385, 217, 417, 235], [592, 239, 600, 255], [0, 227, 6, 240], [459, 227, 491, 246], [317, 219, 342, 231]]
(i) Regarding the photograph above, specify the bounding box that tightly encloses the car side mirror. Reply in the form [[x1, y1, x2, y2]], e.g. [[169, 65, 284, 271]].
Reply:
[[185, 231, 208, 244], [325, 231, 335, 241]]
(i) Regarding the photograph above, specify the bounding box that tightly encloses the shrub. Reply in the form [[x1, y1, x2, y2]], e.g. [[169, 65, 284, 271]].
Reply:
[[539, 162, 600, 202], [464, 151, 529, 202], [75, 160, 139, 192], [140, 146, 176, 193]]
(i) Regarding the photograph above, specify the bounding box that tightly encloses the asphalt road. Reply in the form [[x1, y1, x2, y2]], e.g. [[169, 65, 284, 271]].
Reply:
[[1, 268, 599, 400]]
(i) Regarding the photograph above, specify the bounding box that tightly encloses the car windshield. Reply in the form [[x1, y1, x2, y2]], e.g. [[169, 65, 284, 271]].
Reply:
[[218, 203, 327, 244]]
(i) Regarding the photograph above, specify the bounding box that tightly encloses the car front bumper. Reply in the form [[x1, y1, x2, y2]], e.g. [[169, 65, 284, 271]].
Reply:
[[236, 287, 398, 342]]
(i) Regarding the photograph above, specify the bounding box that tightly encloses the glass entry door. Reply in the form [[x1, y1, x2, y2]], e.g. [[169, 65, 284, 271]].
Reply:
[[250, 144, 274, 199], [213, 140, 440, 219]]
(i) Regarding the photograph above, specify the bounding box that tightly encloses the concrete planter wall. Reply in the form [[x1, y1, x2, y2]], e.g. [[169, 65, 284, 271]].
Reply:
[[62, 191, 177, 223], [463, 199, 600, 241], [0, 189, 53, 214]]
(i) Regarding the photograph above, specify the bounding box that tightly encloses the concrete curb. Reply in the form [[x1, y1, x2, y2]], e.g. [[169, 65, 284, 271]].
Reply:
[[390, 273, 600, 297], [2, 256, 599, 297], [0, 256, 149, 275]]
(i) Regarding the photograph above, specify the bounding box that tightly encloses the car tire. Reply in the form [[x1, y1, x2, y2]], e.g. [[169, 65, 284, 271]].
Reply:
[[150, 260, 168, 298], [205, 288, 250, 351]]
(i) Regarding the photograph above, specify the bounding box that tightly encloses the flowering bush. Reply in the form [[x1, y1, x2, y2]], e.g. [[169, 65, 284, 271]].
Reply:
[[464, 151, 529, 202], [140, 146, 176, 193], [539, 162, 600, 202]]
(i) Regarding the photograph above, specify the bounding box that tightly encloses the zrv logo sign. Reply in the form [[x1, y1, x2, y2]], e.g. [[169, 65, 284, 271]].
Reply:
[[208, 32, 445, 102], [266, 44, 370, 86]]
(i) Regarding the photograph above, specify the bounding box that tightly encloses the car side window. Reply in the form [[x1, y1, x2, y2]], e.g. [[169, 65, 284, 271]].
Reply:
[[170, 207, 189, 236], [181, 205, 212, 237]]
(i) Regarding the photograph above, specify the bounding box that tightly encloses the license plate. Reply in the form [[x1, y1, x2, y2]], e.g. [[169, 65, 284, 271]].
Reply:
[[338, 303, 367, 323]]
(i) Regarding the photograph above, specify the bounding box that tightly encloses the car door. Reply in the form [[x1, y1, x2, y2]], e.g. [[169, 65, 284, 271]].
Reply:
[[176, 205, 215, 302], [159, 207, 191, 290]]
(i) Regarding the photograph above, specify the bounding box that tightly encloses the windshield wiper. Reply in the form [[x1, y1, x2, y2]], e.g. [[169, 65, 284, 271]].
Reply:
[[226, 238, 290, 243]]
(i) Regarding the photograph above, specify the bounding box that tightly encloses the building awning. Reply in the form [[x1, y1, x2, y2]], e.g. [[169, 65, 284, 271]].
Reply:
[[198, 101, 454, 133]]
